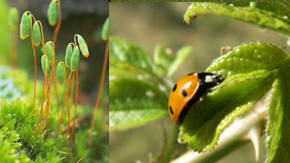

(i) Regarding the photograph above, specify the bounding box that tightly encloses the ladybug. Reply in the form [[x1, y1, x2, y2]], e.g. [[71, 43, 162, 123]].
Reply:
[[168, 72, 224, 124]]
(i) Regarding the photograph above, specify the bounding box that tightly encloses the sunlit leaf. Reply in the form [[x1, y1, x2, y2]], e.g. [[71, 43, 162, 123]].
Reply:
[[179, 42, 288, 152], [180, 70, 276, 152], [207, 42, 287, 78], [184, 2, 290, 35], [266, 62, 290, 163]]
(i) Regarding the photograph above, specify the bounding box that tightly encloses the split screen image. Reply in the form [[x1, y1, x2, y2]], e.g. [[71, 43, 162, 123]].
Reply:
[[0, 1, 289, 163]]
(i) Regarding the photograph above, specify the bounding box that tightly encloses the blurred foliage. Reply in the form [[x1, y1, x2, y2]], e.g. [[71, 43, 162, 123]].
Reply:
[[0, 0, 10, 64]]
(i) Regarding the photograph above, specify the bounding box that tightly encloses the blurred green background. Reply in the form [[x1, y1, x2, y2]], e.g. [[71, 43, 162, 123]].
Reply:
[[110, 3, 289, 163]]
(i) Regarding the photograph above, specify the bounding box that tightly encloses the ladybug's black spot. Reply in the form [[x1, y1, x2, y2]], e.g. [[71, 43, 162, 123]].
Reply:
[[169, 106, 174, 114], [172, 84, 177, 92], [187, 73, 194, 76], [181, 89, 187, 97]]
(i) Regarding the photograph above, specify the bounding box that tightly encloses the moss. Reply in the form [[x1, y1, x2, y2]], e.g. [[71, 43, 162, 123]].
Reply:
[[0, 66, 108, 163]]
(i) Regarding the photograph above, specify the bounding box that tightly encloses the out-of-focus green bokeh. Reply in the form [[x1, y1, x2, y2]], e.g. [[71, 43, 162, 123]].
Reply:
[[0, 0, 10, 63], [110, 3, 289, 163]]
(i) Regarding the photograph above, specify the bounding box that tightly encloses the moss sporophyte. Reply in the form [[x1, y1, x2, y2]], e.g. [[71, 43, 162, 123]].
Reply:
[[18, 0, 99, 161]]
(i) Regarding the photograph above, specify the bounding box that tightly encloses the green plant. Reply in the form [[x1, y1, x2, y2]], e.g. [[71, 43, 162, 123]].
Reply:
[[110, 2, 289, 162], [0, 66, 108, 163], [19, 2, 91, 160], [0, 0, 108, 162]]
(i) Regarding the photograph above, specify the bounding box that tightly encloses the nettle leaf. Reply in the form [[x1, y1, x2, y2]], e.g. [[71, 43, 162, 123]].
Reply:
[[109, 79, 168, 131], [266, 63, 290, 163], [179, 42, 287, 152], [207, 42, 287, 78], [110, 38, 156, 73], [184, 2, 290, 35]]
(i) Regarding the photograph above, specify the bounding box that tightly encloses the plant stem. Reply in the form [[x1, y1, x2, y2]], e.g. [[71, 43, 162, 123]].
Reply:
[[35, 75, 48, 136], [41, 76, 52, 137], [63, 71, 72, 145], [88, 40, 109, 141], [69, 71, 79, 147], [56, 70, 69, 138], [171, 99, 268, 163], [67, 72, 75, 162], [31, 41, 37, 115], [53, 0, 61, 45]]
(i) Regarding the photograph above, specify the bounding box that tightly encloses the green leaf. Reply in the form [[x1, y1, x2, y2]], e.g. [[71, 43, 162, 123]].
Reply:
[[110, 38, 155, 73], [179, 70, 277, 152], [109, 78, 168, 131], [102, 17, 109, 41], [207, 42, 287, 78], [184, 2, 290, 35], [109, 38, 171, 131], [167, 46, 192, 77], [179, 42, 288, 152], [110, 59, 167, 88], [266, 62, 290, 163]]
